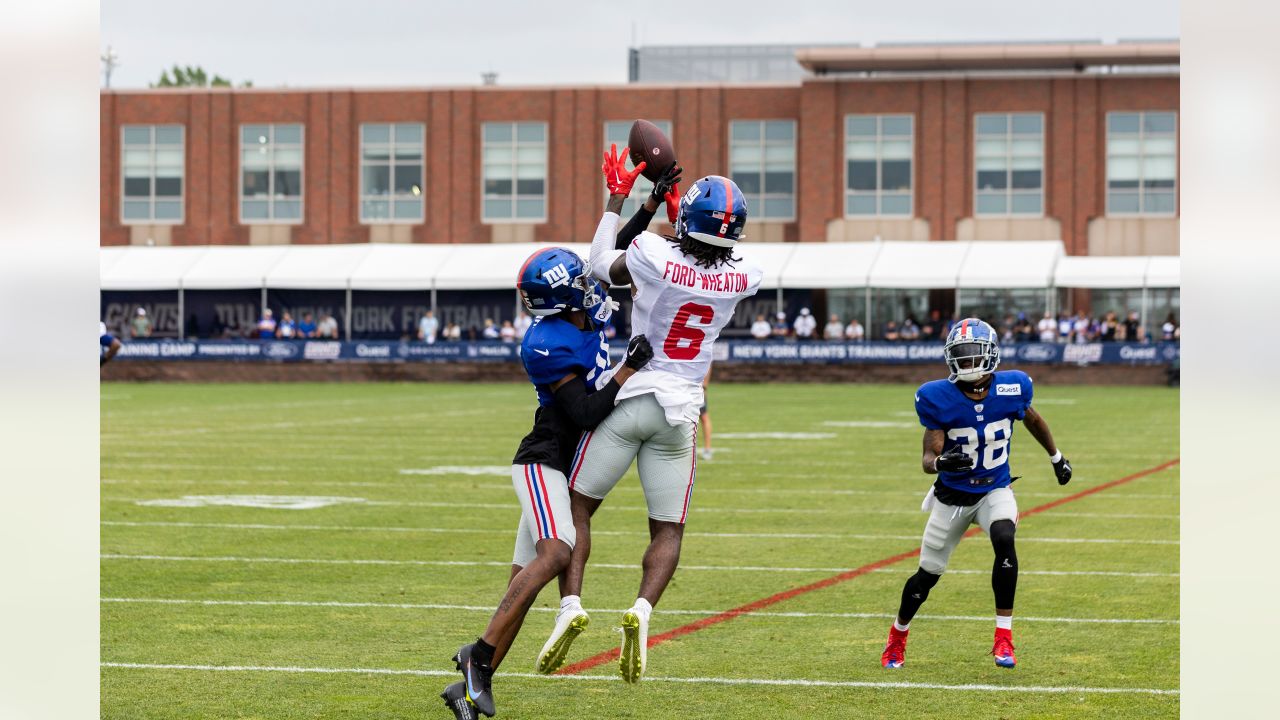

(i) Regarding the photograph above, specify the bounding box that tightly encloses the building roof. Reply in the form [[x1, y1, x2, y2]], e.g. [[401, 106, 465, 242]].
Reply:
[[796, 41, 1179, 75]]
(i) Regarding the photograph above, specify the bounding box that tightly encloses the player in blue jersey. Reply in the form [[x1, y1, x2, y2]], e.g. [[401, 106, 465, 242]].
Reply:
[[100, 322, 121, 367], [880, 318, 1072, 670], [440, 247, 654, 719]]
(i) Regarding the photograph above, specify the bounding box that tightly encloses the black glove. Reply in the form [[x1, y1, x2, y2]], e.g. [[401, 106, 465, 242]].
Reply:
[[649, 163, 682, 203], [935, 448, 974, 473], [1052, 455, 1073, 485], [100, 357, 107, 367], [624, 334, 654, 370]]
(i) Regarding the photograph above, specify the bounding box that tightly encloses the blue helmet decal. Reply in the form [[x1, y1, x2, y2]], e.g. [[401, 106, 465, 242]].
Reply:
[[943, 318, 1001, 383], [675, 175, 747, 248], [516, 247, 612, 326]]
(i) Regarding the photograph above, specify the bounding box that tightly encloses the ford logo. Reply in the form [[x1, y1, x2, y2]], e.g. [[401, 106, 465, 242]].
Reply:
[[1018, 344, 1057, 362], [264, 342, 300, 359]]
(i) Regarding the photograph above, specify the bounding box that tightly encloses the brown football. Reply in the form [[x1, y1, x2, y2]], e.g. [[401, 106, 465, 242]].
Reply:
[[628, 119, 676, 182]]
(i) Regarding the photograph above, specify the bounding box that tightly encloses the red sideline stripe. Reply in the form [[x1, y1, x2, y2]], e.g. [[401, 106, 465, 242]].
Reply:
[[557, 457, 1179, 676]]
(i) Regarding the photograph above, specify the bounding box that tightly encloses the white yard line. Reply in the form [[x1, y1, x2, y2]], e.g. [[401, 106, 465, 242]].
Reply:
[[100, 597, 1180, 625], [100, 520, 1178, 545], [99, 554, 1178, 575], [98, 661, 1178, 695]]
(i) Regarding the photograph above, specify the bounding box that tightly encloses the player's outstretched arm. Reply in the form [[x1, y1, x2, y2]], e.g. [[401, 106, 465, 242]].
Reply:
[[616, 163, 681, 248], [590, 144, 644, 287], [1023, 406, 1073, 485], [548, 336, 653, 429]]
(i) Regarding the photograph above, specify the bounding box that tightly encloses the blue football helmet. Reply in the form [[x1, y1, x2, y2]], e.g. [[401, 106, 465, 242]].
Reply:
[[516, 247, 613, 326], [675, 175, 747, 248], [944, 318, 1001, 383]]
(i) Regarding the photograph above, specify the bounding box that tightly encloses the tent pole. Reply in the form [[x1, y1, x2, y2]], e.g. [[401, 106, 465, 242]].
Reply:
[[345, 284, 353, 342], [1141, 285, 1149, 342], [430, 284, 437, 315], [864, 287, 871, 339], [260, 286, 267, 315], [178, 286, 185, 340], [776, 286, 783, 314]]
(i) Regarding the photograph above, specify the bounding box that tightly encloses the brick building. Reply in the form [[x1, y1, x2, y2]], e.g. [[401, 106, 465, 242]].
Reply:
[[100, 41, 1178, 260]]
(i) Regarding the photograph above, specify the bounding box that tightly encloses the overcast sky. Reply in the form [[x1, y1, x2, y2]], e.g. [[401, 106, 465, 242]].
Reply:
[[101, 0, 1179, 88]]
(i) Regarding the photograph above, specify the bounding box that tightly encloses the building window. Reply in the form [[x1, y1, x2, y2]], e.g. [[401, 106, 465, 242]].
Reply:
[[1107, 112, 1177, 215], [360, 123, 424, 223], [240, 124, 304, 223], [121, 125, 184, 223], [729, 120, 795, 220], [604, 120, 672, 219], [482, 122, 546, 221], [974, 113, 1043, 216], [845, 115, 913, 217]]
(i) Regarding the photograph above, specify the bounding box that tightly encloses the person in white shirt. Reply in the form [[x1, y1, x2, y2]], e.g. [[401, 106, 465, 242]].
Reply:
[[499, 320, 516, 343], [418, 311, 439, 344], [1037, 312, 1057, 343], [793, 307, 817, 340], [514, 312, 532, 341], [482, 318, 500, 340], [541, 149, 762, 684], [750, 313, 772, 340], [845, 318, 865, 341], [1057, 313, 1072, 342], [823, 313, 844, 340]]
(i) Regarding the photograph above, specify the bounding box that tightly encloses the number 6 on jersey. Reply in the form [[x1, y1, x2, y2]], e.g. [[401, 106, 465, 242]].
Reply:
[[663, 302, 714, 360]]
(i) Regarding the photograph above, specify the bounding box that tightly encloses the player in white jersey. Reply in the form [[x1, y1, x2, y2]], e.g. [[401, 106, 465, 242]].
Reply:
[[535, 145, 762, 683]]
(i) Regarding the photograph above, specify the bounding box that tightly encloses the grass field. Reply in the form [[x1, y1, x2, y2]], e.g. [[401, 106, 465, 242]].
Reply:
[[101, 381, 1179, 719]]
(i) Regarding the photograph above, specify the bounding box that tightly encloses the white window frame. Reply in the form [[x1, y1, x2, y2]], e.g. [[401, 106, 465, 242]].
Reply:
[[120, 124, 185, 225], [1105, 111, 1178, 218], [358, 123, 425, 225], [603, 120, 673, 220], [481, 121, 548, 224], [728, 119, 797, 222], [973, 112, 1045, 218], [238, 123, 305, 225], [843, 114, 915, 218]]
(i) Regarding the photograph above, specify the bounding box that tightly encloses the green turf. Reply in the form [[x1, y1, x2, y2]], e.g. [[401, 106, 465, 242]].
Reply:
[[101, 381, 1179, 718]]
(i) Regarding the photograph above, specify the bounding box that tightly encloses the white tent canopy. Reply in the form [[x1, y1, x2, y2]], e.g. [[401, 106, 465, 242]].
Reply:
[[181, 246, 289, 290], [867, 241, 970, 289], [264, 245, 373, 290], [777, 242, 879, 288], [958, 240, 1064, 289], [431, 242, 590, 290], [744, 243, 798, 290], [348, 245, 457, 291], [1144, 256, 1180, 288], [100, 246, 208, 291], [1053, 256, 1150, 289]]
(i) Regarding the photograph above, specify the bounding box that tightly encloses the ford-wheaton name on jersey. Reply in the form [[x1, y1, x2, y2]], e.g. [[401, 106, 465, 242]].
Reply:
[[915, 370, 1035, 495], [659, 261, 753, 293]]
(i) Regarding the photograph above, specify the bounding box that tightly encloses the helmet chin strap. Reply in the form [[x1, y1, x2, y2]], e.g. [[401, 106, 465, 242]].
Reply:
[[957, 373, 993, 392]]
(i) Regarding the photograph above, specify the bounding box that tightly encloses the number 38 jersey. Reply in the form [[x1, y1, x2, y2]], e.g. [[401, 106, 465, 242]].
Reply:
[[914, 370, 1034, 496], [612, 231, 763, 423]]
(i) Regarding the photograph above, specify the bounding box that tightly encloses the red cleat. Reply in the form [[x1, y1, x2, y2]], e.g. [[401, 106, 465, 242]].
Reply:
[[881, 625, 909, 669], [992, 628, 1016, 668]]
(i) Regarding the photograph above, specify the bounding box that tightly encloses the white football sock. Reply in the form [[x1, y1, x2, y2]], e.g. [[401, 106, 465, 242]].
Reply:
[[995, 615, 1013, 631], [631, 597, 653, 621], [893, 620, 910, 632], [560, 595, 581, 612]]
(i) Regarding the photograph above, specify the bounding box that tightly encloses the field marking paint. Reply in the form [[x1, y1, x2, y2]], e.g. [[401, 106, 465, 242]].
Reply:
[[133, 495, 366, 510], [716, 432, 837, 440], [101, 597, 1180, 625], [100, 520, 1177, 545], [399, 466, 511, 477], [99, 662, 1178, 695], [558, 458, 1181, 676], [96, 554, 1177, 576]]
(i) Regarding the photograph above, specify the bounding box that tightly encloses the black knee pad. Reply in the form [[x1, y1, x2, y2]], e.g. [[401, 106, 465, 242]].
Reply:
[[989, 519, 1017, 556]]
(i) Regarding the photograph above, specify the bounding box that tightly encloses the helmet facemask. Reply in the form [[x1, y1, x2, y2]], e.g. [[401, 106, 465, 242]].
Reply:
[[945, 339, 1000, 384]]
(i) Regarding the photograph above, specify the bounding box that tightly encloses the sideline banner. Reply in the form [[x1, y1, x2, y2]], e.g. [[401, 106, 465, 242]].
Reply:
[[112, 340, 1179, 365]]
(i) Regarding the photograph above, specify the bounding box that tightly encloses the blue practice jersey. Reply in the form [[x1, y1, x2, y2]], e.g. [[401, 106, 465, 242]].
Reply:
[[521, 316, 610, 405], [100, 323, 115, 357], [915, 370, 1034, 495]]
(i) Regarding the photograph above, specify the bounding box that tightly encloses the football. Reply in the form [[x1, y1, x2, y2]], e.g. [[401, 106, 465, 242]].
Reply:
[[628, 119, 676, 182]]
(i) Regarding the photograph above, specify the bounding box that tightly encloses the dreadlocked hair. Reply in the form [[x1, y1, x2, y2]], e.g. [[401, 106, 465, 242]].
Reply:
[[663, 234, 741, 270]]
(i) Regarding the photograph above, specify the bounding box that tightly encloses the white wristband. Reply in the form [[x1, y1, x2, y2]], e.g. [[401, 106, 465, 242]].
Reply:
[[1049, 450, 1063, 463]]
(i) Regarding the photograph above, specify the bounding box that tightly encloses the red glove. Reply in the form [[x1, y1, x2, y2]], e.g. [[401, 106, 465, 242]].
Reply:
[[602, 143, 646, 197], [664, 182, 681, 224]]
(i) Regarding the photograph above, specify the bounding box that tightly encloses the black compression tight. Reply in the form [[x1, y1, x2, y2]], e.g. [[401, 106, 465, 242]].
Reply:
[[989, 519, 1018, 609], [896, 568, 941, 624]]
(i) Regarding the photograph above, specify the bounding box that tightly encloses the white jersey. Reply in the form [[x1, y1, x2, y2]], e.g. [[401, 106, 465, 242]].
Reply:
[[611, 231, 763, 424]]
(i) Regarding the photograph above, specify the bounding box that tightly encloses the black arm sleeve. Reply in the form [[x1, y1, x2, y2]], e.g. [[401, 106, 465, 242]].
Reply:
[[616, 203, 658, 250], [552, 376, 623, 430]]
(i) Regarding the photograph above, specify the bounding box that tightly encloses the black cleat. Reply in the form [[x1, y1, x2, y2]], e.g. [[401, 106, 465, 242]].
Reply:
[[440, 681, 478, 720], [452, 644, 496, 717]]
